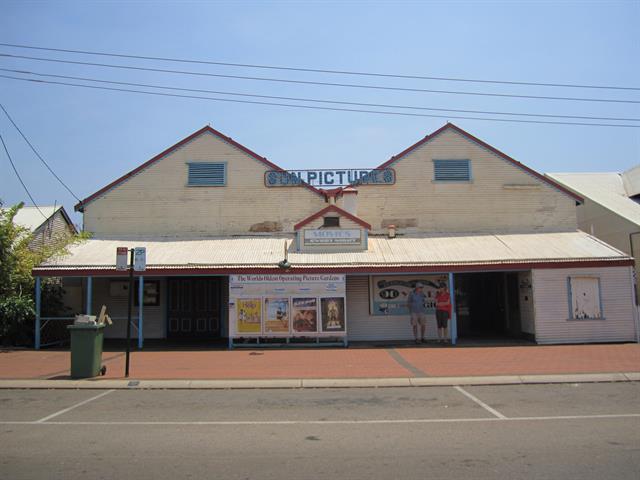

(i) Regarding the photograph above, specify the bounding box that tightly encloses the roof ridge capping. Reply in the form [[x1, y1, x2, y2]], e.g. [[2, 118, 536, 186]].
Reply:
[[75, 125, 325, 212], [344, 122, 583, 203]]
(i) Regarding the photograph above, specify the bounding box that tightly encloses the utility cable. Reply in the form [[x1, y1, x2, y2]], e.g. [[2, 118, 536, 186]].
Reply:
[[1, 73, 638, 128], [2, 68, 638, 123], [0, 41, 637, 92], [1, 53, 638, 105], [0, 131, 48, 219], [0, 102, 81, 202]]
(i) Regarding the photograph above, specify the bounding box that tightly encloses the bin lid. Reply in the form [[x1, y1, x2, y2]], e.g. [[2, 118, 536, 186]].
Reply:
[[67, 324, 106, 330]]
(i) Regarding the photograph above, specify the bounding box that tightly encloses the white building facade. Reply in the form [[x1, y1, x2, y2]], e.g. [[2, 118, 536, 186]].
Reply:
[[33, 123, 638, 347]]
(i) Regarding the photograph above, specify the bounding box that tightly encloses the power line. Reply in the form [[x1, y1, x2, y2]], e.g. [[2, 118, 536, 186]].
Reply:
[[3, 68, 638, 122], [2, 73, 638, 128], [0, 102, 81, 202], [0, 130, 48, 220], [1, 52, 638, 105], [0, 41, 638, 92]]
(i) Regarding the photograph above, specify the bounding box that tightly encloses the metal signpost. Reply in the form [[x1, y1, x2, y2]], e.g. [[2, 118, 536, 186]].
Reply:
[[119, 246, 146, 377]]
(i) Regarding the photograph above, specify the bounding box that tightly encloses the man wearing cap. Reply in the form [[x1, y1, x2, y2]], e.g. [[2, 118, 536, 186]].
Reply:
[[407, 283, 428, 344]]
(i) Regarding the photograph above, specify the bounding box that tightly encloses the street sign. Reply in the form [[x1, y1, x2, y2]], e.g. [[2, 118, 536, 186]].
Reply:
[[133, 247, 146, 272], [116, 247, 128, 271]]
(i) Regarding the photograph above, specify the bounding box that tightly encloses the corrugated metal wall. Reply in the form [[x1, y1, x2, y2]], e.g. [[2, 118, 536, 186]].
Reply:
[[533, 266, 637, 344], [347, 276, 438, 341]]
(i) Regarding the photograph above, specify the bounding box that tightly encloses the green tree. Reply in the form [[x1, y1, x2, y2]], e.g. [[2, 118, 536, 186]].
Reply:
[[0, 201, 88, 346]]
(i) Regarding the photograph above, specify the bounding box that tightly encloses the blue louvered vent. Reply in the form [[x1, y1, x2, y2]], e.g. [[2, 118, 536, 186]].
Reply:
[[433, 159, 471, 182], [187, 162, 227, 186]]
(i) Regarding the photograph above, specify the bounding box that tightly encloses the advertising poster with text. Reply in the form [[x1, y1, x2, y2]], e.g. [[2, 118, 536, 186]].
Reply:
[[236, 298, 262, 333], [321, 297, 345, 332], [264, 297, 290, 334], [292, 297, 318, 334], [370, 275, 447, 316]]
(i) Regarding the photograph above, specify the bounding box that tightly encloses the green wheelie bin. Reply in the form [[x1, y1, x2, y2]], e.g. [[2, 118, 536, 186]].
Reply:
[[67, 323, 107, 378]]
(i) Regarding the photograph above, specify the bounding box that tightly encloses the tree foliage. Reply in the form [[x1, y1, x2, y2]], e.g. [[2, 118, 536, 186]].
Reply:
[[0, 201, 88, 346]]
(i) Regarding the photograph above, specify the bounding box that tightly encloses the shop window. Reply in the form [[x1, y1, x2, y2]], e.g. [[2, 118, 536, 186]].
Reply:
[[323, 217, 340, 227], [567, 276, 603, 319], [433, 159, 471, 182], [187, 162, 227, 186]]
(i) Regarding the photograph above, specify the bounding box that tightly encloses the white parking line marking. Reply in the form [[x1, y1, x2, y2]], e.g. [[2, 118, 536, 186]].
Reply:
[[1, 413, 639, 426], [454, 386, 507, 419], [35, 390, 115, 423]]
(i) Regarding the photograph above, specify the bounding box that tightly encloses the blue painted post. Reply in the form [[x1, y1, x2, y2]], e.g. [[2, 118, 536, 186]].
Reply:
[[449, 272, 457, 345], [86, 276, 92, 315], [34, 276, 41, 350], [138, 276, 144, 349]]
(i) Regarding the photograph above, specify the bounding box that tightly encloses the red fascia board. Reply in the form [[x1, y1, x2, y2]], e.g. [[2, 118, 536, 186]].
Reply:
[[32, 259, 633, 277], [352, 123, 584, 204], [75, 126, 324, 211], [294, 204, 372, 230]]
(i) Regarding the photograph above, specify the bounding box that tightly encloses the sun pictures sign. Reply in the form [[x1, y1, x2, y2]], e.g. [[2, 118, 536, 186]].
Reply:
[[264, 168, 396, 187], [229, 275, 346, 337]]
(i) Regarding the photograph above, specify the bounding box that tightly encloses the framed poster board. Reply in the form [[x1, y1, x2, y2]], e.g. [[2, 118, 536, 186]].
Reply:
[[369, 275, 447, 316]]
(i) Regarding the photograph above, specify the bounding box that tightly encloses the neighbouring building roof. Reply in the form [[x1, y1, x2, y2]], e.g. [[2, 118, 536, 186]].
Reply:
[[12, 205, 76, 234], [34, 231, 631, 276], [547, 172, 640, 226]]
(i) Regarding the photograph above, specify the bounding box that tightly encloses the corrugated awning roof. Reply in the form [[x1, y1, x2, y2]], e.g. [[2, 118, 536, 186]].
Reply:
[[33, 231, 631, 276]]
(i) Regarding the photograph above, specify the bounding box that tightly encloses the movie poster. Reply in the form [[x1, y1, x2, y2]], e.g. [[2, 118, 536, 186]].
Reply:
[[264, 297, 290, 333], [236, 298, 262, 333], [292, 297, 318, 333], [370, 275, 447, 316], [320, 297, 345, 332]]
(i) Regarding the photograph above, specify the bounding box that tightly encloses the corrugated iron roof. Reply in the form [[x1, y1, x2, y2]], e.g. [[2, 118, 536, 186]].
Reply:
[[35, 231, 629, 274], [548, 172, 640, 226], [12, 205, 62, 232]]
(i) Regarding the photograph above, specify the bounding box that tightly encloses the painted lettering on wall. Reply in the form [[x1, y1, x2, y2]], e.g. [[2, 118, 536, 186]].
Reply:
[[264, 168, 395, 187]]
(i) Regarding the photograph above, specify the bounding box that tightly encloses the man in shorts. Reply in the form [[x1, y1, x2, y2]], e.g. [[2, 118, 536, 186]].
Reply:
[[435, 283, 452, 344], [407, 283, 427, 344]]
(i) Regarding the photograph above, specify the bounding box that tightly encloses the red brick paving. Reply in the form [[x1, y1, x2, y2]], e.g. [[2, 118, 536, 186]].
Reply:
[[0, 344, 638, 380]]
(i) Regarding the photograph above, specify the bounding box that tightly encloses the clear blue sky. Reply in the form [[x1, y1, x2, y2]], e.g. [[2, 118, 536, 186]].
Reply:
[[1, 0, 638, 228]]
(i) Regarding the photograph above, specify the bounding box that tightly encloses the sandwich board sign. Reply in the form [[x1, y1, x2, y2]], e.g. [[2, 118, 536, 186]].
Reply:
[[116, 247, 128, 271], [133, 247, 146, 272]]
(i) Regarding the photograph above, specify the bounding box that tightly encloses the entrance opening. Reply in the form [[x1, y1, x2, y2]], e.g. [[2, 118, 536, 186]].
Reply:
[[167, 278, 223, 340], [455, 272, 529, 342]]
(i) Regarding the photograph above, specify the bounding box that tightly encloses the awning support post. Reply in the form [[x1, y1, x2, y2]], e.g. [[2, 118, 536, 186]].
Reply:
[[34, 276, 41, 350], [138, 275, 144, 349], [449, 272, 457, 345], [86, 276, 92, 315]]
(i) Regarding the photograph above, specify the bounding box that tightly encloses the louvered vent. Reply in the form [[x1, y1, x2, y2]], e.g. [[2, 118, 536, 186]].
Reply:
[[187, 162, 227, 186], [433, 159, 471, 182]]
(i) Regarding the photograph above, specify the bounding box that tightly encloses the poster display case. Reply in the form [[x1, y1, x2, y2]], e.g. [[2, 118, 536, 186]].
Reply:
[[229, 274, 346, 338]]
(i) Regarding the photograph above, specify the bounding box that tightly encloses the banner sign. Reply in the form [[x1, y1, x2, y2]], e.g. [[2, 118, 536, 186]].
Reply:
[[229, 275, 346, 337], [265, 168, 395, 187], [370, 275, 448, 316], [304, 229, 361, 245]]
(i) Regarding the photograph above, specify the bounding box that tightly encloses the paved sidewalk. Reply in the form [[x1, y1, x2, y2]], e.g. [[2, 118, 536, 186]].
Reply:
[[1, 343, 638, 387]]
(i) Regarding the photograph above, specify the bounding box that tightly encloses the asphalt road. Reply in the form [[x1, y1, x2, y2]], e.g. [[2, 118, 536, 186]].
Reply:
[[1, 383, 639, 479]]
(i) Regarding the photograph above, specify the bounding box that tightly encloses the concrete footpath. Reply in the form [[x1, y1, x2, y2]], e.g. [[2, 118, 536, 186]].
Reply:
[[0, 343, 638, 389]]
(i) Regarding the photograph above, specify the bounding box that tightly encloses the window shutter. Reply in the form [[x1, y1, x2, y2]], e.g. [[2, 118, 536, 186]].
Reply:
[[187, 162, 227, 186], [433, 160, 471, 182]]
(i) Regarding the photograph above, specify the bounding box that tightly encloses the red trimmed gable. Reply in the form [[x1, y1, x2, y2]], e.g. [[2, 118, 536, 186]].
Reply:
[[360, 123, 583, 204], [294, 205, 371, 231], [75, 125, 324, 211]]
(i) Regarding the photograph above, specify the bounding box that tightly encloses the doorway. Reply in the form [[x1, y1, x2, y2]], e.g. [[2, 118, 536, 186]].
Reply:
[[167, 278, 222, 339], [455, 272, 523, 340]]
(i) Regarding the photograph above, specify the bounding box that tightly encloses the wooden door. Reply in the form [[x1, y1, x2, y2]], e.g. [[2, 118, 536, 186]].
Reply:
[[167, 278, 221, 338]]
